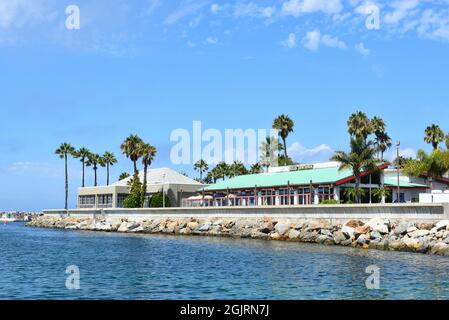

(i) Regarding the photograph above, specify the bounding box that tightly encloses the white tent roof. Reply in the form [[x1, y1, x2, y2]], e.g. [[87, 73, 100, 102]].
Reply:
[[112, 167, 203, 187]]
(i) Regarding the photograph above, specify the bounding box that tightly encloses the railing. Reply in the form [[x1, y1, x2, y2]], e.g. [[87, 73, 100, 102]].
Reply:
[[182, 193, 335, 207]]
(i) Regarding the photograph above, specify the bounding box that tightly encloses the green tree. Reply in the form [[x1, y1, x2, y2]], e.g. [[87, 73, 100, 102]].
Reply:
[[403, 149, 449, 189], [73, 147, 90, 188], [229, 161, 248, 178], [86, 153, 104, 187], [375, 131, 392, 161], [102, 151, 117, 186], [344, 188, 366, 204], [55, 143, 76, 210], [446, 134, 449, 150], [215, 162, 230, 181], [331, 138, 379, 204], [140, 143, 157, 207], [194, 159, 209, 182], [250, 163, 263, 174], [123, 176, 142, 208], [205, 171, 217, 184], [149, 191, 171, 208], [347, 111, 373, 141], [424, 124, 445, 150], [372, 187, 391, 203], [119, 172, 130, 181], [272, 114, 294, 159], [120, 134, 144, 175]]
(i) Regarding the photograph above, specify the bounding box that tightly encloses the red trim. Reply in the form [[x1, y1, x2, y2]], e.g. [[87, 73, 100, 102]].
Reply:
[[335, 163, 389, 186]]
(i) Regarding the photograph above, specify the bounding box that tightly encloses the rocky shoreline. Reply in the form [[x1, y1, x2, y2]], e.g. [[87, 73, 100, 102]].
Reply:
[[27, 215, 449, 256]]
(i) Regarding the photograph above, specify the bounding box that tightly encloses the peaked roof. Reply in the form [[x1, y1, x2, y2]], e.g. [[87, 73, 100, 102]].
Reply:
[[112, 168, 203, 187], [204, 166, 355, 191], [384, 178, 428, 188]]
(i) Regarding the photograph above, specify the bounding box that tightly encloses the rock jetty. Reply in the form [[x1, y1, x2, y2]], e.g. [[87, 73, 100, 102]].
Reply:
[[27, 216, 449, 256]]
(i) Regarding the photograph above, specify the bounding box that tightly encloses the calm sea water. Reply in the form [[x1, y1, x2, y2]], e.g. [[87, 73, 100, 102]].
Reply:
[[1, 222, 449, 300]]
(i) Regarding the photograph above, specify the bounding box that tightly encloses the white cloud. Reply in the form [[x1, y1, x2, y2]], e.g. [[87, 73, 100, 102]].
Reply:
[[206, 36, 218, 44], [187, 40, 197, 47], [210, 3, 220, 14], [384, 0, 420, 25], [282, 0, 343, 17], [417, 8, 449, 42], [385, 147, 417, 161], [144, 0, 163, 16], [355, 42, 370, 56], [164, 1, 209, 25], [303, 29, 346, 51], [0, 0, 56, 29], [234, 3, 276, 19], [281, 33, 297, 48], [288, 142, 333, 163]]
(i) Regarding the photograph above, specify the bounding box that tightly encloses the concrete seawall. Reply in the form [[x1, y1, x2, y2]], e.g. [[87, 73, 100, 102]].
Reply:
[[43, 203, 449, 223]]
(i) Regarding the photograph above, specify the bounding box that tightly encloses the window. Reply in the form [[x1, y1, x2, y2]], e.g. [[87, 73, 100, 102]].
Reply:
[[117, 194, 128, 208]]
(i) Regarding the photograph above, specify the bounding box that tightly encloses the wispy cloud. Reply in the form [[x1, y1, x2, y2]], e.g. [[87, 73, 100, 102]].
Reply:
[[7, 161, 63, 178], [303, 29, 346, 51], [355, 42, 370, 56], [234, 2, 276, 19], [282, 0, 343, 17], [164, 0, 210, 25], [281, 32, 297, 48], [288, 142, 333, 163]]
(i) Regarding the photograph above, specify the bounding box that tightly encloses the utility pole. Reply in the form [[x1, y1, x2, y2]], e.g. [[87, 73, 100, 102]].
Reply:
[[396, 140, 401, 203]]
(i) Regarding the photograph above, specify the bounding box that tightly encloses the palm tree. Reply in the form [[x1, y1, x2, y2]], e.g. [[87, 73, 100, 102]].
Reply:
[[331, 138, 379, 203], [205, 171, 217, 184], [215, 162, 230, 181], [372, 188, 391, 203], [250, 163, 263, 174], [347, 111, 373, 141], [194, 159, 209, 182], [119, 172, 130, 181], [55, 143, 76, 210], [272, 114, 294, 159], [229, 161, 248, 178], [86, 153, 104, 187], [375, 131, 392, 161], [424, 124, 445, 150], [403, 149, 449, 189], [102, 151, 118, 186], [371, 116, 385, 134], [73, 147, 91, 188], [140, 143, 157, 207], [120, 134, 144, 175], [260, 136, 281, 171]]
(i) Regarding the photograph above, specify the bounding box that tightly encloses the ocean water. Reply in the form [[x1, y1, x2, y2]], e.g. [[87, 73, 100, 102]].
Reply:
[[1, 222, 449, 300]]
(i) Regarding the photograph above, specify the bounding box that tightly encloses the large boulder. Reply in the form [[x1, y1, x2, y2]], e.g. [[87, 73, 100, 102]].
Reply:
[[341, 226, 355, 239], [275, 223, 291, 236], [288, 229, 300, 240], [117, 222, 129, 233], [436, 220, 449, 231], [408, 229, 430, 238], [430, 242, 449, 256], [354, 224, 371, 236], [394, 221, 416, 235], [366, 218, 390, 234]]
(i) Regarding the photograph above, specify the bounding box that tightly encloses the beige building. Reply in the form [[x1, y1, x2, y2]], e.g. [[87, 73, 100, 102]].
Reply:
[[78, 167, 205, 208]]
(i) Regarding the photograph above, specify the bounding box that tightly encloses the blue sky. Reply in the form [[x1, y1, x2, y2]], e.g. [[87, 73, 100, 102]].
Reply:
[[1, 0, 449, 211]]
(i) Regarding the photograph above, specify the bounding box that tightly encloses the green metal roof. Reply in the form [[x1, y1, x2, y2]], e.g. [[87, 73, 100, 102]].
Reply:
[[384, 178, 428, 188], [204, 166, 355, 191]]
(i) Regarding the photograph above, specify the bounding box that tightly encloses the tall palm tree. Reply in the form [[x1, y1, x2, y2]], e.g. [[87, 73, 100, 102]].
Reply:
[[424, 124, 445, 150], [120, 134, 144, 175], [73, 147, 90, 188], [375, 131, 392, 161], [86, 153, 104, 187], [194, 159, 209, 181], [55, 143, 76, 210], [272, 114, 294, 159], [371, 116, 385, 134], [102, 151, 118, 186], [260, 136, 281, 171], [140, 143, 157, 207], [331, 138, 379, 203], [347, 111, 373, 141], [229, 161, 248, 178]]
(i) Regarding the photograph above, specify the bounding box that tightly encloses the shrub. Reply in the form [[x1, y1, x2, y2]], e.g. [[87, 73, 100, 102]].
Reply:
[[320, 199, 339, 205], [123, 174, 142, 208], [149, 192, 171, 208]]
